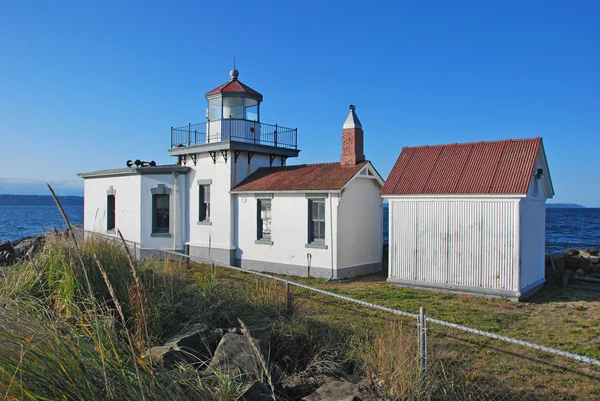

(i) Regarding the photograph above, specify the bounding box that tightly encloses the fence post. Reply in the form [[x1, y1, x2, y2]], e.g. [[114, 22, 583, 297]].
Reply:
[[274, 124, 278, 147], [419, 306, 428, 381], [185, 244, 190, 269], [212, 262, 215, 277], [229, 115, 232, 139], [188, 123, 191, 146], [253, 120, 257, 143], [286, 282, 292, 311], [133, 243, 137, 260]]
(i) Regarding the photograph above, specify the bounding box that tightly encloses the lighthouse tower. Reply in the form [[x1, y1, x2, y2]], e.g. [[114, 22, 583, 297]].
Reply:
[[168, 69, 300, 265]]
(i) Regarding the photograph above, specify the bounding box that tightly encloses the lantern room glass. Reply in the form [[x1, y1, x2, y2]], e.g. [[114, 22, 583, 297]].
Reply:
[[208, 98, 222, 120], [208, 97, 260, 121]]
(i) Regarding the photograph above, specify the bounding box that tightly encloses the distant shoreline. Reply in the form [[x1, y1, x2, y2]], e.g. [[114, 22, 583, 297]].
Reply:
[[0, 194, 83, 206]]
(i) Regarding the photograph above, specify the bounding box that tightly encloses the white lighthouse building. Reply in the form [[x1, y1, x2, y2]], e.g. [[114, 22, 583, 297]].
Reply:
[[78, 70, 384, 278]]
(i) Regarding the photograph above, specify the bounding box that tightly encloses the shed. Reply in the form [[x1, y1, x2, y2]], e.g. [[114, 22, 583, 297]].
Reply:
[[381, 138, 554, 300]]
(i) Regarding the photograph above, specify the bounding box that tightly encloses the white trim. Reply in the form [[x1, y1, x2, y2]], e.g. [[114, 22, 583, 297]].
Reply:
[[232, 189, 341, 195], [383, 194, 525, 201]]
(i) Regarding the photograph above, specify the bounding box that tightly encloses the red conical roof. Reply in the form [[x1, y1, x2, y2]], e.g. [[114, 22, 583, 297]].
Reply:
[[205, 69, 263, 101]]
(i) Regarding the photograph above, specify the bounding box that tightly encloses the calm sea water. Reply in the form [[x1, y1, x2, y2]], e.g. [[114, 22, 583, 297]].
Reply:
[[381, 205, 600, 249], [1, 205, 599, 250], [0, 205, 83, 242]]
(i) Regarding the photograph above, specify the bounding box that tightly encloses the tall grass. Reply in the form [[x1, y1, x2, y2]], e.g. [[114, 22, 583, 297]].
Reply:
[[0, 234, 216, 400], [0, 233, 484, 400]]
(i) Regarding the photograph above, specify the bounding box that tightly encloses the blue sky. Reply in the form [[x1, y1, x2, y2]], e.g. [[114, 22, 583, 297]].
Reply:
[[1, 1, 598, 206]]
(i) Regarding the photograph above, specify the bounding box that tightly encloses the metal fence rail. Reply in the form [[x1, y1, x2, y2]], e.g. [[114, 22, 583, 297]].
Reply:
[[73, 227, 600, 371], [170, 119, 298, 149]]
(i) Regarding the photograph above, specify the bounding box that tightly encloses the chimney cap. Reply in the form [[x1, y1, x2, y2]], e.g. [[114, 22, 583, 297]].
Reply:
[[343, 104, 362, 129]]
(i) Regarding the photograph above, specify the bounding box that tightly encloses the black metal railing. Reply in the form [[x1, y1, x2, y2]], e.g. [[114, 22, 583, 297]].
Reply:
[[170, 118, 297, 149]]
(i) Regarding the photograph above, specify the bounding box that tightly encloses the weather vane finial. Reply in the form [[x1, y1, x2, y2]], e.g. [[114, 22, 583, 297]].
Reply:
[[230, 57, 239, 80]]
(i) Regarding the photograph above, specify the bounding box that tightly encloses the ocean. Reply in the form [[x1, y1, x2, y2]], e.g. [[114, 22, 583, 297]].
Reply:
[[0, 205, 84, 242], [1, 204, 599, 251], [381, 206, 600, 251]]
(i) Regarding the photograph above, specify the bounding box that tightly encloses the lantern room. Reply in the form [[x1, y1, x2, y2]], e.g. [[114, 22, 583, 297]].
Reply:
[[205, 69, 263, 122], [169, 69, 297, 151]]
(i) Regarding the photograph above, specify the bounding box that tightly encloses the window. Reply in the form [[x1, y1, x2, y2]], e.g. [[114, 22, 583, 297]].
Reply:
[[257, 199, 272, 240], [107, 195, 115, 231], [199, 185, 210, 221], [308, 199, 325, 243], [152, 194, 170, 233]]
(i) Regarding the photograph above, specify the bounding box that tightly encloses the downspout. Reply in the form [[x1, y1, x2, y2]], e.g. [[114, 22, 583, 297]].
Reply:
[[327, 191, 342, 281], [172, 172, 179, 250], [328, 195, 334, 280]]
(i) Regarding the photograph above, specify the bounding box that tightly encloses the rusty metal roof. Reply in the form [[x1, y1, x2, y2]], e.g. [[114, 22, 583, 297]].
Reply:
[[381, 138, 543, 195], [205, 78, 263, 100], [231, 161, 369, 192]]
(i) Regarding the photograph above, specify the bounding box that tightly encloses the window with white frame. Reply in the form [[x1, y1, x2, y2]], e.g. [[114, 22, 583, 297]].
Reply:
[[199, 185, 210, 221], [152, 194, 170, 233], [308, 198, 325, 243], [150, 184, 171, 236], [257, 199, 272, 240], [197, 179, 212, 224]]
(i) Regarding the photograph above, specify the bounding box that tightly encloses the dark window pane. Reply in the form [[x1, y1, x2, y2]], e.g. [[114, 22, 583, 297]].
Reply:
[[153, 194, 170, 233], [199, 185, 211, 221], [317, 222, 325, 240], [318, 201, 325, 220], [258, 199, 272, 239], [107, 195, 115, 230]]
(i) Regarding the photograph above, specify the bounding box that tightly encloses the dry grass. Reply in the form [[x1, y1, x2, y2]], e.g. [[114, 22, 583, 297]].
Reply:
[[3, 233, 598, 400]]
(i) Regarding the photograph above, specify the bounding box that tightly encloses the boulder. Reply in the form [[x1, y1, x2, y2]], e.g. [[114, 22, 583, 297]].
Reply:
[[144, 325, 230, 368], [238, 381, 276, 401], [13, 235, 44, 256], [145, 345, 190, 368], [302, 381, 361, 401], [575, 268, 586, 276], [171, 325, 228, 359], [564, 253, 592, 272], [209, 333, 268, 377]]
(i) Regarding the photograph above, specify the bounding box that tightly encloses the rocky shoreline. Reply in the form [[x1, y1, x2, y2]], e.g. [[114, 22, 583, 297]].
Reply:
[[0, 234, 47, 266], [545, 248, 600, 284]]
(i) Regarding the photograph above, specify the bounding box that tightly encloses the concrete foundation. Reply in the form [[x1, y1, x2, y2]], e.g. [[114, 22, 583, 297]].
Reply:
[[237, 258, 381, 280]]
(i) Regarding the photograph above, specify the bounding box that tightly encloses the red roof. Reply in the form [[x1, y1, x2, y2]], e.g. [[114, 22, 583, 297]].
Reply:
[[231, 162, 369, 192], [205, 79, 263, 100], [381, 138, 543, 196]]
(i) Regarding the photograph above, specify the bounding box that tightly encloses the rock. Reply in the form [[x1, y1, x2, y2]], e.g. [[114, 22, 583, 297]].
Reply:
[[565, 249, 579, 257], [13, 235, 44, 256], [590, 255, 600, 264], [171, 325, 227, 359], [238, 381, 275, 401], [575, 268, 586, 276], [209, 333, 268, 377], [145, 325, 230, 368], [302, 380, 361, 401], [564, 252, 592, 273]]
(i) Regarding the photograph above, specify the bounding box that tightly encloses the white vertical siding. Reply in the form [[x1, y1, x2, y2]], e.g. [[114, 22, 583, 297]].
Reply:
[[389, 199, 519, 292]]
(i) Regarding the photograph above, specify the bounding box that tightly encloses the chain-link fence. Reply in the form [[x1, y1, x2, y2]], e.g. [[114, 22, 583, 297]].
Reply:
[[71, 227, 600, 400]]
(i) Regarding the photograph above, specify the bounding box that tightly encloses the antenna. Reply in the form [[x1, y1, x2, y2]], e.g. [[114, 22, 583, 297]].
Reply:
[[233, 56, 236, 70]]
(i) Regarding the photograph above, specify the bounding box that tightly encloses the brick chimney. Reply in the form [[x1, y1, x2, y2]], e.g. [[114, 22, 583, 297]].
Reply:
[[341, 105, 365, 166]]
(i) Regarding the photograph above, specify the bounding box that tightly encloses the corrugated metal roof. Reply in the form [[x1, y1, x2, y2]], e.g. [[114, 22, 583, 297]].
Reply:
[[231, 161, 368, 192], [381, 138, 543, 195]]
